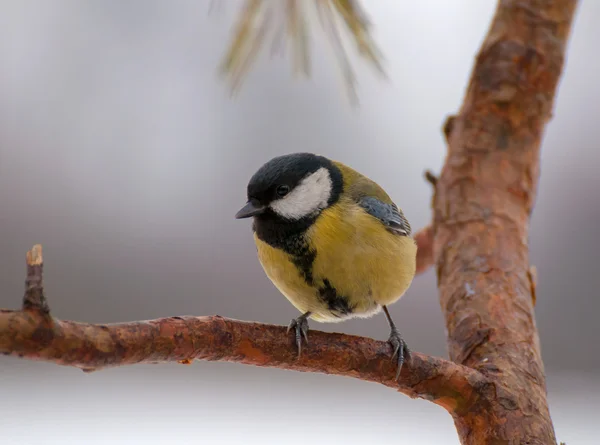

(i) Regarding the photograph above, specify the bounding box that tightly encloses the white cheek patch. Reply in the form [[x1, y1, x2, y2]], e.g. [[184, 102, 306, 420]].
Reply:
[[270, 167, 332, 220]]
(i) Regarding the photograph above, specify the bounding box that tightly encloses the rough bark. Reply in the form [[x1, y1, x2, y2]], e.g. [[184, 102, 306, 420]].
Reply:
[[1, 242, 484, 414], [1, 310, 483, 411], [433, 1, 578, 443], [0, 0, 579, 443]]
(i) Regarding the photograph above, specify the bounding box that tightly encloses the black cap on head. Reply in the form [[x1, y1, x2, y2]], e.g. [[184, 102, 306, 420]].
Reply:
[[248, 153, 327, 201], [235, 153, 343, 220]]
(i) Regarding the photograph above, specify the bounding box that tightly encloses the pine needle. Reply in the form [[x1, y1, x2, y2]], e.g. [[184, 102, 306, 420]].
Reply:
[[219, 0, 385, 103]]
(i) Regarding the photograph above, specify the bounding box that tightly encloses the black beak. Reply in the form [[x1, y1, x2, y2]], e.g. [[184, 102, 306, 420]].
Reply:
[[235, 199, 266, 219]]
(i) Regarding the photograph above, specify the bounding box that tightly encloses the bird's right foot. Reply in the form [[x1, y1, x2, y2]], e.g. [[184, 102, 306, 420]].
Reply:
[[388, 327, 411, 381], [287, 312, 310, 358], [382, 305, 411, 381]]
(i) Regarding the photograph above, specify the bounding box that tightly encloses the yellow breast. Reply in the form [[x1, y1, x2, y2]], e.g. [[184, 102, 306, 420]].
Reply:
[[309, 197, 416, 306], [254, 198, 417, 323]]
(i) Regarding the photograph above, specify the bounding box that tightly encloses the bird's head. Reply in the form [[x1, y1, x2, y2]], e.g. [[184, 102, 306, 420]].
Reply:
[[235, 153, 343, 222]]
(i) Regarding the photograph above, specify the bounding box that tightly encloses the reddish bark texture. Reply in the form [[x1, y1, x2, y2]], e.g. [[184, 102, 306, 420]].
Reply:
[[1, 242, 479, 411], [0, 309, 484, 410], [433, 0, 578, 443], [415, 224, 434, 275]]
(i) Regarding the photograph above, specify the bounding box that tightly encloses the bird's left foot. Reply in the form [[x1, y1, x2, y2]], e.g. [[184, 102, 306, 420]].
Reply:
[[287, 312, 310, 358], [387, 328, 411, 380]]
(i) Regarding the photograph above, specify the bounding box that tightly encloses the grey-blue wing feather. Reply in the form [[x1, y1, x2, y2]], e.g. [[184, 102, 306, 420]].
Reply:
[[358, 196, 412, 236]]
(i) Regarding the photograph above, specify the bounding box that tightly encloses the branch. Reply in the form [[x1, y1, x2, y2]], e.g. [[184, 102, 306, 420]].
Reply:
[[415, 224, 434, 274], [432, 0, 579, 443], [1, 244, 481, 415], [220, 0, 384, 103]]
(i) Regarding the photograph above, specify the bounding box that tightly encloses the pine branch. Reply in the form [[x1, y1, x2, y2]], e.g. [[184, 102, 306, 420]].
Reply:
[[219, 0, 384, 102]]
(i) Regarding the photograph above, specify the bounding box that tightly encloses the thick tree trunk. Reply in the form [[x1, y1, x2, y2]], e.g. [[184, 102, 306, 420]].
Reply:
[[433, 1, 578, 443]]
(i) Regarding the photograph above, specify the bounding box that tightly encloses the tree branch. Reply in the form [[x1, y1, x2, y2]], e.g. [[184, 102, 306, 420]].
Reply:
[[1, 246, 481, 415], [415, 225, 434, 274], [432, 0, 579, 443]]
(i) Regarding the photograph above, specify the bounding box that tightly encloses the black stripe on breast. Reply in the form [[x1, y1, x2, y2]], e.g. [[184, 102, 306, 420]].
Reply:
[[253, 217, 318, 287], [318, 279, 354, 316], [291, 248, 316, 285]]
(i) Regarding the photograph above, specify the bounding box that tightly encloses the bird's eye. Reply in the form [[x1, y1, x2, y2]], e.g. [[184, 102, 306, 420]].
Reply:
[[276, 185, 290, 197]]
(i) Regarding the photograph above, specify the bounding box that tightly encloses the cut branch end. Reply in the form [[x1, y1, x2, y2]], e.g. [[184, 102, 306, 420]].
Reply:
[[26, 244, 43, 266], [23, 244, 49, 314]]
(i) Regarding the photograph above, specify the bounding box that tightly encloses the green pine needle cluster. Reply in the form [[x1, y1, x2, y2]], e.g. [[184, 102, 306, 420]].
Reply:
[[219, 0, 385, 102]]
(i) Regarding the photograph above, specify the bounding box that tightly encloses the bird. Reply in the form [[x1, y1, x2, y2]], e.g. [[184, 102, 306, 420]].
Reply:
[[235, 152, 417, 379]]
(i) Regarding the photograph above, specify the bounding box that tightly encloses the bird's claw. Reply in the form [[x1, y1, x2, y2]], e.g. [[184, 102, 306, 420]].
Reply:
[[287, 315, 309, 358], [388, 328, 410, 381]]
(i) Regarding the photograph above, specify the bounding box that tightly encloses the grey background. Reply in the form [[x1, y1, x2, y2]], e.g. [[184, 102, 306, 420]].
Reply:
[[1, 1, 598, 444]]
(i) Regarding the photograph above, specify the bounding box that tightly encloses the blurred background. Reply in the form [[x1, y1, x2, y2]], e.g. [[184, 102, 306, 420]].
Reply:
[[1, 1, 598, 444]]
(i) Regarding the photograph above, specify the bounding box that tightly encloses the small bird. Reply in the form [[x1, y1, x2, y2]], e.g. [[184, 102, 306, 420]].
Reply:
[[235, 153, 417, 379]]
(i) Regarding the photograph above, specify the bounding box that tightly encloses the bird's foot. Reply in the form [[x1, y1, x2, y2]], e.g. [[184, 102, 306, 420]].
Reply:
[[387, 328, 411, 380], [287, 313, 310, 358]]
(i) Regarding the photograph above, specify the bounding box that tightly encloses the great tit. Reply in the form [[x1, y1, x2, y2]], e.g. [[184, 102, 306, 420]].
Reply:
[[235, 153, 417, 379]]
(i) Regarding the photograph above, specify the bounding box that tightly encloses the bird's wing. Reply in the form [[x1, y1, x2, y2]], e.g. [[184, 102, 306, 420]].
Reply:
[[331, 160, 412, 236], [358, 196, 412, 236]]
